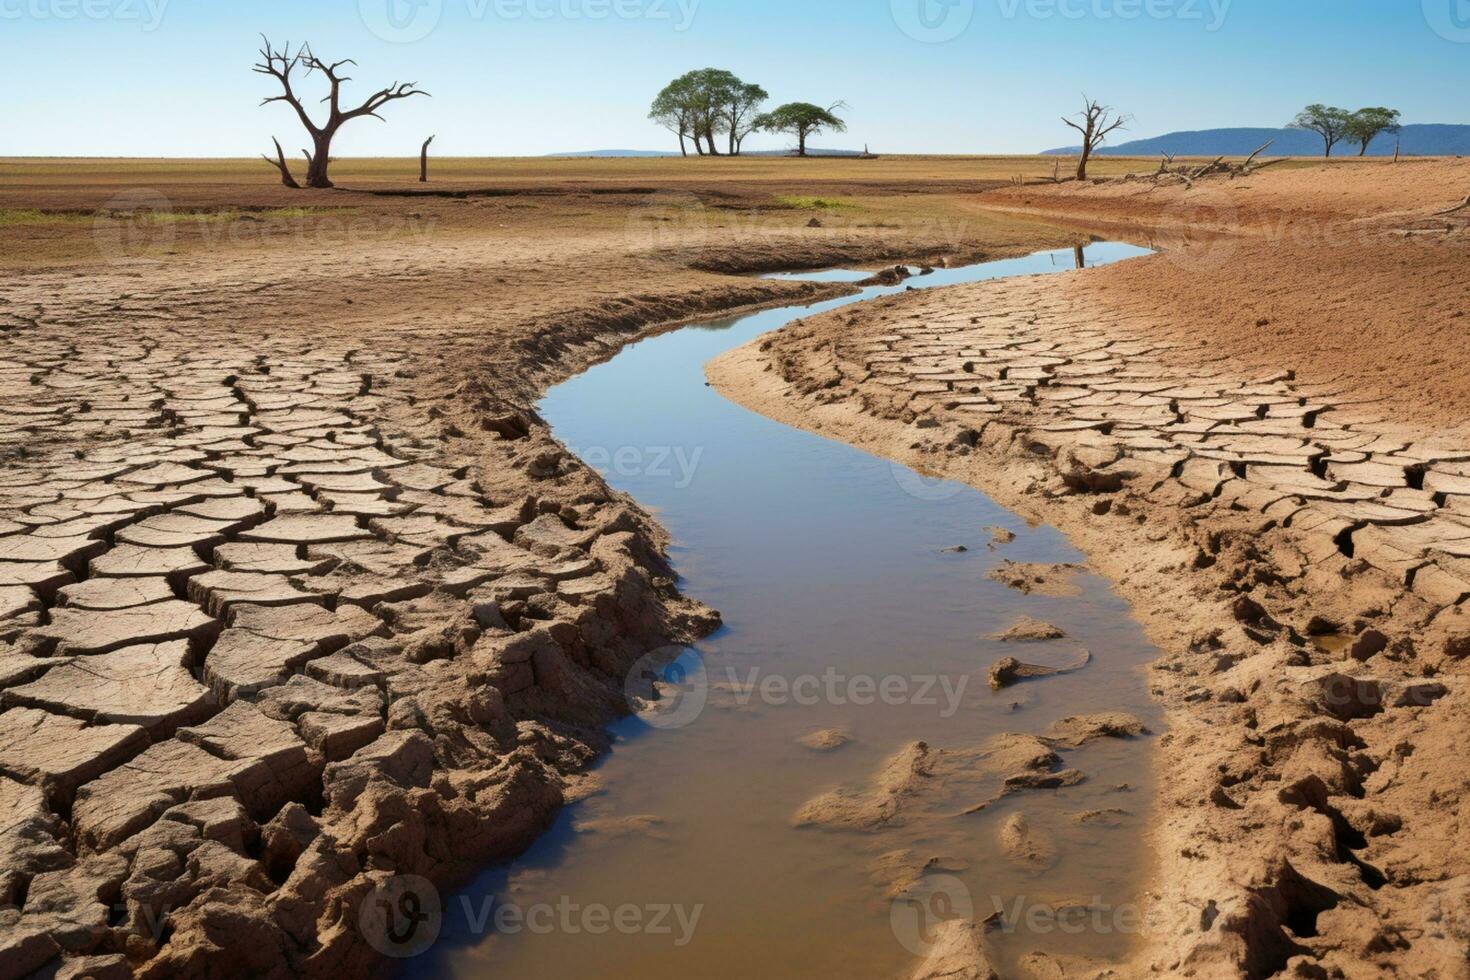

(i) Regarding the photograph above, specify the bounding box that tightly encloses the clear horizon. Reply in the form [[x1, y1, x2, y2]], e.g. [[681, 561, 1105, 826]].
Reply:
[[3, 0, 1468, 157]]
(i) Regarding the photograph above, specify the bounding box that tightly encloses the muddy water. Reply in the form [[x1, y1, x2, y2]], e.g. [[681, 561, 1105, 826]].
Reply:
[[416, 244, 1160, 979]]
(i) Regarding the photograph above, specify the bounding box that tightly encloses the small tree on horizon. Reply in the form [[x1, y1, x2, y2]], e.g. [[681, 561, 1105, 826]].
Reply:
[[754, 102, 847, 157], [254, 36, 429, 188], [1345, 107, 1402, 157], [1061, 97, 1129, 180], [650, 69, 764, 156], [650, 75, 701, 157], [1289, 104, 1354, 158], [723, 81, 770, 155]]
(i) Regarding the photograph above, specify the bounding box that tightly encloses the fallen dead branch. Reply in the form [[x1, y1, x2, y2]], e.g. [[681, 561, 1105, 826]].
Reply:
[[1146, 140, 1285, 187], [1435, 193, 1470, 216]]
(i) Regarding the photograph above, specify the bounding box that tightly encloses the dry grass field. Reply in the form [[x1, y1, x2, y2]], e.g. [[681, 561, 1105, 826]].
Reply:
[[0, 154, 1342, 270]]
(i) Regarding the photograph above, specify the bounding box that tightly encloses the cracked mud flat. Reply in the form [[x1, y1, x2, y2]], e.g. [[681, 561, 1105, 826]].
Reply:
[[710, 168, 1470, 977], [0, 165, 1089, 979], [0, 324, 731, 979]]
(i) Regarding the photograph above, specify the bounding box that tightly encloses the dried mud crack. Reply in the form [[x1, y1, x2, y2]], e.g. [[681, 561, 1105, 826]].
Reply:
[[0, 323, 719, 978], [710, 267, 1470, 978]]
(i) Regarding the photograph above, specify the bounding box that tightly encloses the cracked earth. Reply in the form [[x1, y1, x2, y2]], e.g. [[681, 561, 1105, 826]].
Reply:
[[0, 315, 721, 978], [712, 248, 1470, 976]]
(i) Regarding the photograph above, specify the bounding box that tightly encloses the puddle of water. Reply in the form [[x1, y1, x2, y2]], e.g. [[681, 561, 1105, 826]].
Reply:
[[411, 243, 1160, 979]]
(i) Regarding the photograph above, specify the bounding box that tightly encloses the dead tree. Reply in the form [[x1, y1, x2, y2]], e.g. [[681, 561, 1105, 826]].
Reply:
[[420, 135, 435, 183], [1062, 97, 1129, 180], [261, 137, 301, 188], [1145, 140, 1285, 188], [254, 36, 429, 189]]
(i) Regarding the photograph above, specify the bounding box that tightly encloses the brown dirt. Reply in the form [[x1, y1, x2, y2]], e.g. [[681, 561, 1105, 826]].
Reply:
[[8, 152, 1469, 978], [0, 158, 1078, 978], [711, 158, 1470, 978], [983, 158, 1470, 434]]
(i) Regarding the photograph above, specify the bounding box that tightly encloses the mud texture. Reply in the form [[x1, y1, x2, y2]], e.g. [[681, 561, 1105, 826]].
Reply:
[[711, 165, 1470, 976]]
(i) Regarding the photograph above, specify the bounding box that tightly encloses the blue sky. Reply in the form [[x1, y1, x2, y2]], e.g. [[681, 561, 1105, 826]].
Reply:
[[2, 0, 1467, 156]]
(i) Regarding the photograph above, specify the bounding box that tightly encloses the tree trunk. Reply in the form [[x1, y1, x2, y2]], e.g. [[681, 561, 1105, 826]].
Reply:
[[1076, 144, 1091, 181], [706, 128, 720, 156], [797, 128, 808, 157], [678, 131, 687, 157], [420, 136, 434, 183], [306, 131, 334, 188]]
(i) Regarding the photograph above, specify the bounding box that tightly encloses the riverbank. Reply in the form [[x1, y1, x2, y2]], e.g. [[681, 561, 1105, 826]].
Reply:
[[0, 159, 1085, 978], [710, 159, 1470, 977]]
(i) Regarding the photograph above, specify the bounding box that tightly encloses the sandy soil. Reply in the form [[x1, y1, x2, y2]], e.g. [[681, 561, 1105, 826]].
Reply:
[[985, 158, 1470, 433], [711, 159, 1470, 978], [0, 158, 1082, 978], [6, 153, 1468, 978]]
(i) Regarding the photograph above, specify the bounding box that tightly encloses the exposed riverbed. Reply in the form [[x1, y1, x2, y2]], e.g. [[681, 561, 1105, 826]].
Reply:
[[415, 243, 1161, 978]]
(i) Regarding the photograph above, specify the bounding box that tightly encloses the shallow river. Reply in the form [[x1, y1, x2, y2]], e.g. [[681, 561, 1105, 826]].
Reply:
[[413, 242, 1161, 978]]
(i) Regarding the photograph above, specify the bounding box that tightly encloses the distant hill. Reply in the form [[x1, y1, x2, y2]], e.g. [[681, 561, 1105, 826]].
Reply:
[[546, 147, 866, 158], [546, 149, 678, 158], [1041, 124, 1470, 158]]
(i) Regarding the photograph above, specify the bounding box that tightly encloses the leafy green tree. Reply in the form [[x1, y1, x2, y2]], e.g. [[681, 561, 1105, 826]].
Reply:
[[753, 102, 847, 157], [722, 81, 769, 155], [649, 75, 701, 156], [650, 69, 768, 156], [1289, 105, 1354, 158], [1345, 107, 1402, 157], [683, 68, 730, 156]]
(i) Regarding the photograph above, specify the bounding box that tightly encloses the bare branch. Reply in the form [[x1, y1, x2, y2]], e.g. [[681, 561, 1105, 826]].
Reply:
[[261, 137, 301, 189], [1240, 140, 1274, 169], [254, 35, 320, 138], [1435, 193, 1470, 216]]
